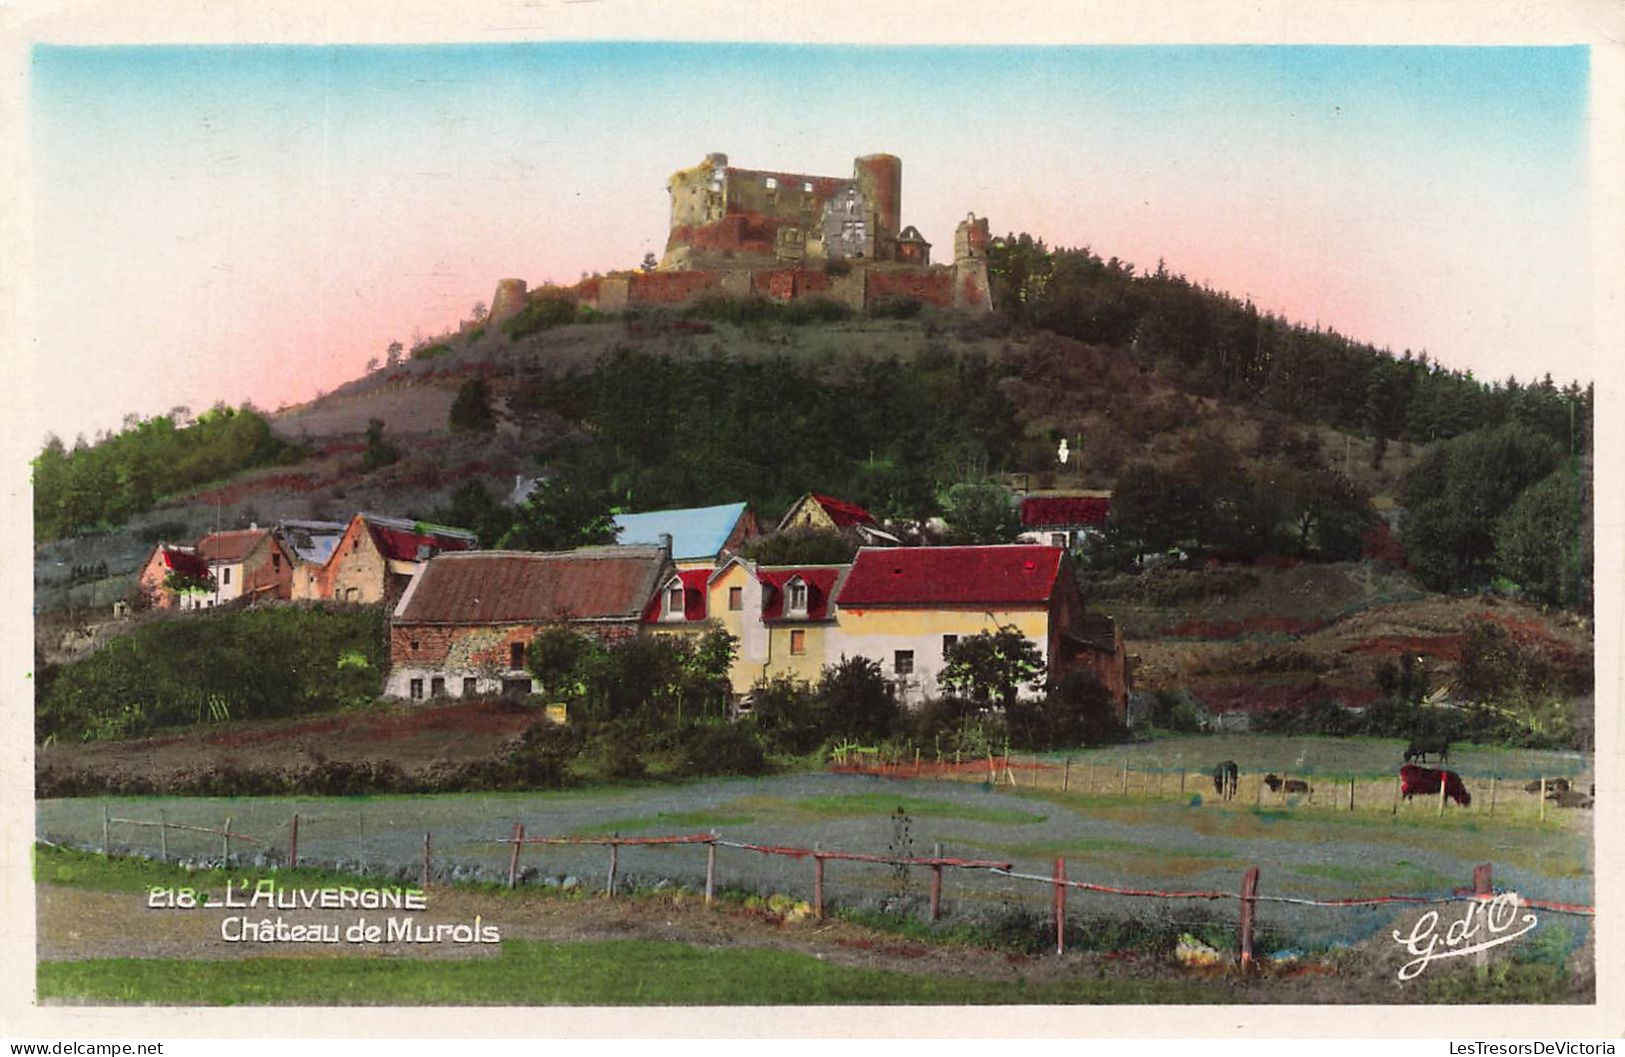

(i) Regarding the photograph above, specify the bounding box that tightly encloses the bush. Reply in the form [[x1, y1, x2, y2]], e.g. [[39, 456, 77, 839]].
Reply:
[[818, 656, 901, 742], [747, 674, 823, 754], [671, 722, 769, 777], [583, 719, 649, 780], [1006, 670, 1125, 749], [1145, 690, 1207, 733], [503, 297, 580, 340]]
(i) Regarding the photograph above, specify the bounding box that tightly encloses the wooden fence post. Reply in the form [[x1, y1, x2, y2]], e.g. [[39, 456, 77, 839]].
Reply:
[[102, 804, 110, 858], [1062, 758, 1071, 792], [507, 822, 523, 889], [1238, 866, 1260, 971], [607, 838, 619, 897], [1539, 777, 1547, 822], [1392, 774, 1401, 815], [1474, 863, 1493, 899], [421, 833, 432, 889], [1348, 778, 1355, 812], [1053, 857, 1067, 956], [1254, 773, 1263, 807], [929, 842, 943, 923], [812, 846, 825, 920], [704, 838, 716, 906], [288, 813, 299, 868], [1120, 759, 1129, 796], [1438, 779, 1447, 817], [223, 817, 232, 863], [158, 810, 167, 863], [1180, 769, 1186, 797], [1489, 776, 1497, 817]]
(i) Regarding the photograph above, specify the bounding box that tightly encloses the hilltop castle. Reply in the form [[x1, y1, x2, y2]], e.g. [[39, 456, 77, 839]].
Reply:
[[488, 152, 993, 320]]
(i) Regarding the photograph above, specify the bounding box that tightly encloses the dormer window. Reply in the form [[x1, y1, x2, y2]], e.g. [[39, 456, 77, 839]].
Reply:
[[786, 578, 808, 616], [764, 176, 777, 189], [802, 182, 813, 193]]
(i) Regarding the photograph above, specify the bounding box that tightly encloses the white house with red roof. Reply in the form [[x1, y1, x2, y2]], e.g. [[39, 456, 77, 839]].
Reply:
[[135, 544, 215, 610], [196, 527, 294, 605], [1015, 493, 1112, 550]]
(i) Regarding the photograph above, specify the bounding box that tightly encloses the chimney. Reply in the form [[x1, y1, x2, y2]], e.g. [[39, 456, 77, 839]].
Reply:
[[658, 533, 673, 559]]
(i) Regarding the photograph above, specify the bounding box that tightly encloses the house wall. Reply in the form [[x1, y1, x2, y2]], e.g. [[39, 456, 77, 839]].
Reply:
[[779, 499, 837, 534], [386, 620, 640, 699], [831, 605, 1052, 706], [327, 521, 389, 604], [136, 551, 177, 610], [758, 622, 836, 687], [708, 563, 767, 695]]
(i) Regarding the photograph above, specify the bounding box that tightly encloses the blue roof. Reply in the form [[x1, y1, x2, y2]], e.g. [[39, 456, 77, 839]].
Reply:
[[613, 501, 747, 561]]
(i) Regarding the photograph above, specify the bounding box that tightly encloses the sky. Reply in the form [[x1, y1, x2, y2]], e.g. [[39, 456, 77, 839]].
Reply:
[[26, 42, 1593, 446]]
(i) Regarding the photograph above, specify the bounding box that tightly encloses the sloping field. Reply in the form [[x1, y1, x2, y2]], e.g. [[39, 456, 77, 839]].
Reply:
[[37, 769, 1592, 955]]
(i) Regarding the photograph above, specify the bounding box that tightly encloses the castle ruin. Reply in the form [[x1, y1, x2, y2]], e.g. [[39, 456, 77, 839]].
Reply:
[[489, 152, 993, 322]]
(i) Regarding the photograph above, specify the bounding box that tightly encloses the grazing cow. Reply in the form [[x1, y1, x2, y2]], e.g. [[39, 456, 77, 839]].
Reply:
[[1404, 736, 1450, 764], [1399, 764, 1471, 807], [1212, 760, 1239, 800], [1549, 789, 1594, 809], [1524, 777, 1570, 795], [1263, 774, 1312, 796]]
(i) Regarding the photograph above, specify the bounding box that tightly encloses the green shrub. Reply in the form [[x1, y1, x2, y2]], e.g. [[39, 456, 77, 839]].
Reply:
[[672, 722, 768, 777], [503, 297, 580, 340]]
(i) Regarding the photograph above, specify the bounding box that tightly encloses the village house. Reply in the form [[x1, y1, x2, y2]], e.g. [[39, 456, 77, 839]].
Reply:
[[776, 492, 900, 546], [612, 501, 759, 569], [649, 556, 850, 695], [135, 544, 215, 610], [385, 545, 673, 700], [196, 527, 294, 606], [323, 513, 478, 606], [1015, 493, 1112, 551], [275, 519, 348, 601]]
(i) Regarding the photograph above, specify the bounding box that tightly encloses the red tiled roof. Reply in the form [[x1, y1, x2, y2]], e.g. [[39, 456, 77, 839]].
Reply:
[[810, 493, 879, 529], [836, 546, 1063, 608], [365, 518, 477, 563], [395, 547, 667, 624], [643, 568, 712, 623], [197, 529, 270, 564], [159, 546, 209, 580], [759, 566, 844, 622], [1020, 496, 1110, 528]]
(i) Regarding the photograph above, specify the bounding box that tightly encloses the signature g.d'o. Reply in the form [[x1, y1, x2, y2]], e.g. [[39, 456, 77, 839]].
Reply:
[[1392, 892, 1538, 981]]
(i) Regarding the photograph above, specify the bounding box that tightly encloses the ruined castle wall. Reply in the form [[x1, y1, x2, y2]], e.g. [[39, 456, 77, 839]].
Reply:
[[954, 259, 993, 312], [628, 270, 726, 305], [866, 267, 955, 309]]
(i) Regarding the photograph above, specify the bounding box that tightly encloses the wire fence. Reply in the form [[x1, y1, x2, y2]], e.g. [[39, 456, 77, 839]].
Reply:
[[828, 754, 1594, 822], [82, 806, 1594, 966]]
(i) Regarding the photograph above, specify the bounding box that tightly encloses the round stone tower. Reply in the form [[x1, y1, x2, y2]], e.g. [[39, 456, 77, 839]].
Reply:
[[853, 153, 902, 238], [489, 278, 529, 325]]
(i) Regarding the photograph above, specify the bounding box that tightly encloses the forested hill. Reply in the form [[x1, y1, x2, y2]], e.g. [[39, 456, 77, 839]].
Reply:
[[985, 233, 1590, 448], [31, 230, 1593, 615]]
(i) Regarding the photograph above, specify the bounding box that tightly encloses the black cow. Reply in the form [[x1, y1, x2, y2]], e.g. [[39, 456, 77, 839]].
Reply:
[[1524, 777, 1570, 795], [1263, 773, 1312, 795], [1211, 760, 1238, 800], [1404, 736, 1450, 764]]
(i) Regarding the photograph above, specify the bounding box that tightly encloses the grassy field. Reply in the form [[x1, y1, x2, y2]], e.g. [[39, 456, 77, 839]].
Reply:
[[36, 940, 1224, 1006]]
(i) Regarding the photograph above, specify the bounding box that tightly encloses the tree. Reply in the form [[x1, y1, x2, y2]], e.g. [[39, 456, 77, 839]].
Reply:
[[742, 527, 859, 566], [498, 467, 617, 551], [385, 341, 404, 368], [939, 627, 1046, 711], [943, 481, 1021, 544], [640, 252, 658, 273], [426, 480, 513, 549], [526, 625, 607, 703], [470, 300, 489, 324], [1400, 424, 1562, 590], [1006, 669, 1122, 749], [1494, 465, 1590, 609], [362, 418, 399, 472], [448, 377, 497, 433], [747, 674, 823, 753], [817, 655, 900, 742]]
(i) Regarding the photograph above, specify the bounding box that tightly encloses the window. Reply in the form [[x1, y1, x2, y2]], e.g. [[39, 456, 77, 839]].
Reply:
[[1051, 533, 1070, 548], [510, 642, 524, 669], [409, 639, 420, 652], [430, 677, 446, 698], [787, 581, 808, 613], [790, 629, 806, 655], [222, 567, 231, 586], [410, 678, 424, 701], [272, 553, 281, 571], [764, 176, 777, 189], [803, 181, 813, 192], [502, 677, 533, 697], [942, 634, 958, 658], [728, 586, 743, 611], [463, 677, 478, 697], [668, 584, 685, 616], [894, 650, 914, 676]]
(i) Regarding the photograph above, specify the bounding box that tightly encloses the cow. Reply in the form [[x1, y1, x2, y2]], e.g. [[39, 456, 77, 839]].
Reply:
[[1211, 760, 1238, 800], [1399, 763, 1471, 807], [1404, 736, 1450, 764], [1263, 774, 1312, 795], [1523, 777, 1570, 795]]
